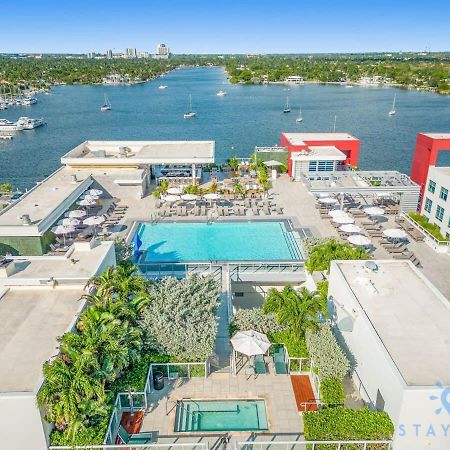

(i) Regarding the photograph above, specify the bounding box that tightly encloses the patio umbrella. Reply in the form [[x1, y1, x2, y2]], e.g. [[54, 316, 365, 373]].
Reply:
[[61, 217, 80, 226], [83, 215, 105, 226], [78, 198, 96, 206], [329, 209, 349, 218], [263, 160, 283, 167], [340, 224, 362, 233], [348, 234, 371, 246], [365, 206, 385, 216], [67, 209, 87, 218], [319, 197, 337, 205], [52, 224, 75, 245], [383, 228, 408, 239], [82, 194, 99, 201], [86, 189, 103, 196], [167, 187, 183, 195], [318, 192, 333, 198], [204, 193, 221, 201], [230, 330, 271, 357], [163, 194, 181, 203], [332, 215, 355, 224], [181, 194, 199, 201]]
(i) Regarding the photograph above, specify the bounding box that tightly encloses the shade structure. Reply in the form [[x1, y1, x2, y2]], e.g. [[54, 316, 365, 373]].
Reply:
[[167, 187, 183, 195], [78, 198, 96, 206], [67, 209, 87, 218], [204, 193, 221, 201], [340, 224, 362, 233], [365, 206, 385, 216], [329, 209, 349, 218], [61, 217, 80, 226], [383, 228, 408, 239], [348, 234, 371, 246], [86, 189, 103, 196], [319, 197, 337, 205], [332, 215, 355, 224], [83, 215, 105, 226], [52, 225, 75, 235], [163, 194, 181, 203], [181, 194, 199, 201], [263, 160, 283, 167], [230, 330, 271, 357]]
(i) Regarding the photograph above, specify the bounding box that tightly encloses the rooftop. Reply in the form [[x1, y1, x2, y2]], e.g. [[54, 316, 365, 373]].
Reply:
[[291, 146, 346, 161], [421, 133, 450, 140], [61, 140, 215, 166], [282, 132, 358, 146], [428, 165, 450, 178], [334, 260, 450, 386], [0, 286, 85, 393]]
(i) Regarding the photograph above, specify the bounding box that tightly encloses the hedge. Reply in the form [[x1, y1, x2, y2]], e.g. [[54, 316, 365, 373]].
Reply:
[[304, 406, 394, 449], [408, 212, 450, 241], [320, 377, 345, 406]]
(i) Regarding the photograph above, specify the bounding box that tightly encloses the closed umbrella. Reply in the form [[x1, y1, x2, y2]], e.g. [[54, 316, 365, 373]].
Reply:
[[67, 209, 87, 218], [61, 217, 80, 226], [319, 197, 337, 205], [332, 215, 355, 224], [163, 195, 181, 203], [86, 189, 103, 196], [230, 330, 271, 357], [181, 194, 199, 201], [365, 206, 385, 216], [167, 187, 183, 195], [348, 234, 371, 246], [383, 228, 407, 239], [340, 224, 362, 233]]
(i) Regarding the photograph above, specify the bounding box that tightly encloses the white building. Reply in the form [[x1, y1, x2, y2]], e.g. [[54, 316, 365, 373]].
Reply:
[[285, 75, 304, 84], [420, 166, 450, 238], [328, 259, 450, 450], [126, 47, 137, 58], [154, 43, 170, 59]]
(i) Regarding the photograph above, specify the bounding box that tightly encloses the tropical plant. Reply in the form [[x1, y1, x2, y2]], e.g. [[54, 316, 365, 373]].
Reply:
[[320, 377, 345, 405], [113, 237, 133, 263], [230, 307, 286, 336], [233, 181, 245, 195], [160, 179, 169, 193], [0, 183, 13, 192], [208, 181, 219, 193], [227, 156, 240, 172]]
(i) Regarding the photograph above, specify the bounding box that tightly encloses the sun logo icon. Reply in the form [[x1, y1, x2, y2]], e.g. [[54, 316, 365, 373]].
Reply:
[[429, 382, 450, 415]]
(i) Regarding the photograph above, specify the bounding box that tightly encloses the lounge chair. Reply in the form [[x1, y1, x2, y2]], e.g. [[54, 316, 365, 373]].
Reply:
[[263, 205, 270, 215], [276, 205, 284, 215], [252, 206, 259, 216], [117, 426, 154, 445], [273, 346, 288, 375], [200, 206, 206, 216], [386, 245, 408, 253], [392, 251, 415, 260], [223, 207, 229, 216], [254, 355, 267, 375], [191, 206, 200, 216], [239, 206, 246, 216], [233, 206, 240, 216]]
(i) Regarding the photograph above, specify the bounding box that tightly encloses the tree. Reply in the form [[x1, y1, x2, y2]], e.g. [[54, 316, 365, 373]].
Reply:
[[227, 156, 240, 172], [230, 308, 285, 336]]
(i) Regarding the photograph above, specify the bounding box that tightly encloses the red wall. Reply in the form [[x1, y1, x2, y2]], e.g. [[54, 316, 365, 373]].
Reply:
[[281, 133, 360, 176]]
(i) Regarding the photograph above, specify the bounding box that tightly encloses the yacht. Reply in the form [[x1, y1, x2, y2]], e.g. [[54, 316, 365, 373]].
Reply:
[[0, 102, 7, 110], [216, 90, 227, 96], [283, 97, 291, 113], [296, 107, 303, 123], [158, 85, 168, 89], [100, 94, 111, 112], [389, 94, 396, 116], [21, 96, 37, 106], [0, 119, 24, 131], [16, 117, 46, 129], [183, 94, 197, 119]]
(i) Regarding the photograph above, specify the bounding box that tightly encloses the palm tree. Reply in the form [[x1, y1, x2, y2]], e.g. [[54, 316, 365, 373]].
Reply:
[[263, 285, 298, 314]]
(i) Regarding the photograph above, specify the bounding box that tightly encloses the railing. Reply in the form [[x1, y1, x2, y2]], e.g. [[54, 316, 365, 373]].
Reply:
[[51, 443, 209, 450], [229, 261, 305, 280], [139, 262, 222, 284], [236, 440, 392, 450]]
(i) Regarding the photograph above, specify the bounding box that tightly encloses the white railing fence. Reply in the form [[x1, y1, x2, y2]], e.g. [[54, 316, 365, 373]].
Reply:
[[236, 440, 392, 450], [51, 443, 209, 450]]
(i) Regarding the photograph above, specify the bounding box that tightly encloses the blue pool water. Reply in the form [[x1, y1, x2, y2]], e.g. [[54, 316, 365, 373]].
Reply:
[[174, 399, 268, 432], [137, 221, 302, 262]]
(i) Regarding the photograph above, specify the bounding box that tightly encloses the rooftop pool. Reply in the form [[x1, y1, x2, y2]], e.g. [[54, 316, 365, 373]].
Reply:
[[136, 220, 303, 262]]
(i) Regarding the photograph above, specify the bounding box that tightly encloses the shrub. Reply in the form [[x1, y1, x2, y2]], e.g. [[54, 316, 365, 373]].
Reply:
[[304, 407, 394, 446], [320, 377, 345, 405], [140, 274, 219, 361], [409, 212, 450, 241], [270, 329, 309, 358], [230, 308, 285, 336], [306, 324, 350, 380]]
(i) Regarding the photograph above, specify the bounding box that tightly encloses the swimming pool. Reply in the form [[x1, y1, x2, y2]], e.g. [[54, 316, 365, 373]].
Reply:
[[174, 399, 268, 432], [136, 221, 302, 262]]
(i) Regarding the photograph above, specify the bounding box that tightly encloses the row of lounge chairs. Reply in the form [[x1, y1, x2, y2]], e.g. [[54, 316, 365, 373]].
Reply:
[[102, 202, 129, 227], [395, 216, 425, 242]]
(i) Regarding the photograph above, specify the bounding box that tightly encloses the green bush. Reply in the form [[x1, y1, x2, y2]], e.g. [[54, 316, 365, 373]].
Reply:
[[230, 307, 286, 336], [320, 378, 345, 406], [408, 212, 450, 241], [50, 418, 109, 446], [304, 407, 394, 448], [270, 329, 309, 358]]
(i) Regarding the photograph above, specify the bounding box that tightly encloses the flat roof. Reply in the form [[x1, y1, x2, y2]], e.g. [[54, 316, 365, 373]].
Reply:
[[291, 146, 346, 161], [429, 165, 450, 178], [62, 140, 215, 165], [0, 286, 85, 393], [421, 133, 450, 140], [283, 132, 358, 146], [335, 260, 450, 386]]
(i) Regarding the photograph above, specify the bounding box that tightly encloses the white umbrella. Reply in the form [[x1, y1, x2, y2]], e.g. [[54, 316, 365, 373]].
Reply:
[[318, 192, 332, 198], [163, 194, 181, 203], [82, 194, 99, 201], [67, 209, 87, 218], [340, 224, 362, 233], [230, 330, 271, 357], [86, 189, 103, 196], [365, 206, 385, 216], [332, 215, 355, 224], [167, 187, 183, 195], [348, 234, 371, 246], [383, 228, 408, 239], [181, 194, 199, 201], [83, 215, 105, 226], [263, 160, 283, 167], [52, 225, 75, 235], [329, 209, 349, 218], [319, 197, 338, 205], [78, 198, 96, 206], [204, 193, 221, 201], [61, 217, 80, 226], [375, 192, 391, 198]]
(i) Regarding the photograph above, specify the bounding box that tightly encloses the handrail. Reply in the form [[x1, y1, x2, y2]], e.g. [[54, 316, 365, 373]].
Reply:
[[51, 444, 209, 450], [400, 211, 450, 246], [235, 440, 392, 449]]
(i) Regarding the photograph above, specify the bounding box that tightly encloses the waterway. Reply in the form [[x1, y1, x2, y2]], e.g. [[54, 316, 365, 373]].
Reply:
[[1, 67, 449, 190]]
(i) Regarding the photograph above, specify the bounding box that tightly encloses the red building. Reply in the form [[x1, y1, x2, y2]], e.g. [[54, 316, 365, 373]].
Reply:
[[280, 132, 360, 177]]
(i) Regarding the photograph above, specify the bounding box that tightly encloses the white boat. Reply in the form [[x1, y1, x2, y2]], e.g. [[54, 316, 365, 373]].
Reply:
[[183, 95, 197, 119], [389, 94, 396, 116], [158, 85, 168, 89], [283, 97, 291, 113], [296, 107, 303, 123], [16, 117, 46, 129], [21, 96, 37, 106], [100, 94, 111, 112], [0, 103, 7, 110], [216, 90, 227, 96], [0, 119, 24, 131]]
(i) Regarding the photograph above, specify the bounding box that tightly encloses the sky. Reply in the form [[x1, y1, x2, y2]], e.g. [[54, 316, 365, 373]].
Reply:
[[1, 0, 449, 54]]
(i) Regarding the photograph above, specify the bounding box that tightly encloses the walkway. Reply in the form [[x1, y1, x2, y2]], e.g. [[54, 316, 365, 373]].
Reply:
[[290, 375, 318, 412]]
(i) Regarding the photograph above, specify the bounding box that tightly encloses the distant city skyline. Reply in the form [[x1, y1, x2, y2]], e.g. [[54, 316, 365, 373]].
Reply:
[[2, 0, 450, 54]]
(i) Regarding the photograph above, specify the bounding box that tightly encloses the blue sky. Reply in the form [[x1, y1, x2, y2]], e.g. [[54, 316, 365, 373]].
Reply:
[[2, 0, 449, 54]]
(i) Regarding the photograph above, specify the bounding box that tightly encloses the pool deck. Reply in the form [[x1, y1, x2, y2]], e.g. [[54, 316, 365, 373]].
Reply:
[[141, 372, 303, 437]]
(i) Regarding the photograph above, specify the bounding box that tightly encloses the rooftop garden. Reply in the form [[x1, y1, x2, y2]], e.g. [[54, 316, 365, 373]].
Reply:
[[408, 212, 450, 241]]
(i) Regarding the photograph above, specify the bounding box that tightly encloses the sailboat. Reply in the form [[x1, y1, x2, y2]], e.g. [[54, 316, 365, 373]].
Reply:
[[389, 94, 396, 116], [296, 107, 303, 123], [283, 97, 291, 113], [183, 94, 197, 119], [100, 94, 111, 112]]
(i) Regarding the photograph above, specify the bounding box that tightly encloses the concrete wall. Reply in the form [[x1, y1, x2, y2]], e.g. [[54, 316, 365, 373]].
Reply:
[[0, 230, 55, 256]]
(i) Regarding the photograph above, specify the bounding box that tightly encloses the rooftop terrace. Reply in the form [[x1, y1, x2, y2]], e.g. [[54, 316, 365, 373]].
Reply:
[[283, 132, 358, 146]]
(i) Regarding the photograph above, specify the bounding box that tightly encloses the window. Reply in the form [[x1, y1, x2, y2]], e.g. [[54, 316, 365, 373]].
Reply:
[[308, 160, 335, 172], [424, 198, 432, 213], [435, 205, 445, 222], [428, 180, 436, 193], [440, 187, 448, 201]]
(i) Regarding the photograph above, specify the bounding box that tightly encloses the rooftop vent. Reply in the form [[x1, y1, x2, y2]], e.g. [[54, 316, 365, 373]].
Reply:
[[71, 174, 78, 183], [365, 261, 379, 273], [21, 214, 31, 225]]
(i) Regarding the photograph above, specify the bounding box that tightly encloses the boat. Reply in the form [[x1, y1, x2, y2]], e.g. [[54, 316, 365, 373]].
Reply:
[[296, 107, 303, 123], [389, 94, 396, 116], [216, 90, 227, 96], [283, 97, 291, 113], [158, 85, 168, 89], [16, 117, 46, 129], [0, 119, 24, 131], [21, 96, 37, 106], [0, 103, 7, 110], [183, 95, 197, 119], [100, 94, 111, 112]]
